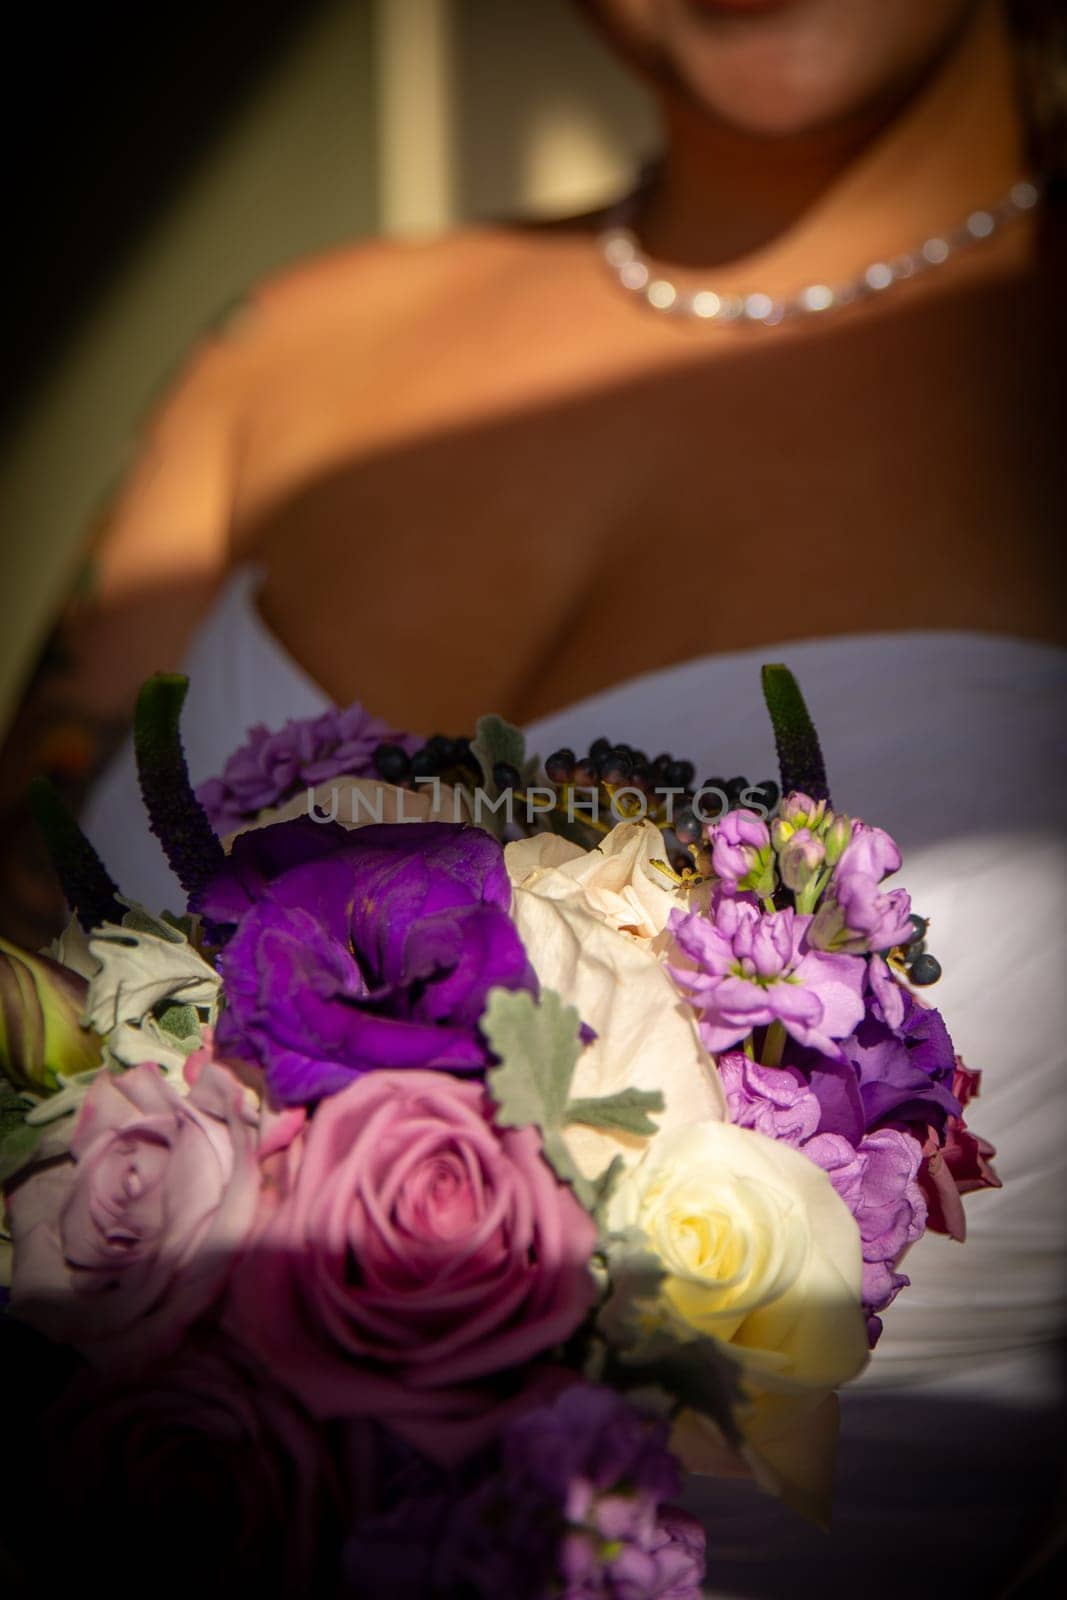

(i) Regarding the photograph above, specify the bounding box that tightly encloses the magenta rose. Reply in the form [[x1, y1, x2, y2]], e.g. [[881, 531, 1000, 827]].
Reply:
[[8, 1061, 260, 1368], [225, 1069, 598, 1465]]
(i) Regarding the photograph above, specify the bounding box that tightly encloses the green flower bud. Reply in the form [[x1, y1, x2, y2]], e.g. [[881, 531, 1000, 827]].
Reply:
[[0, 938, 102, 1095], [779, 828, 826, 894], [823, 812, 853, 867]]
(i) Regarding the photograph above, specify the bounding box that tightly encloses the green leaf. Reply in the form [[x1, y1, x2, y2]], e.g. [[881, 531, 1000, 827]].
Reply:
[[0, 1117, 47, 1185], [484, 987, 603, 1209], [470, 715, 526, 793], [566, 1087, 664, 1137], [484, 987, 580, 1129], [596, 1229, 668, 1352], [612, 1328, 746, 1448], [154, 1001, 201, 1043]]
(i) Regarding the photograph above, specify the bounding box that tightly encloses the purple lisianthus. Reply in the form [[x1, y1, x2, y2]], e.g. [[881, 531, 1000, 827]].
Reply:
[[809, 822, 913, 954], [196, 703, 420, 833], [794, 985, 962, 1144], [669, 898, 865, 1058], [202, 819, 535, 1103], [410, 1386, 706, 1600]]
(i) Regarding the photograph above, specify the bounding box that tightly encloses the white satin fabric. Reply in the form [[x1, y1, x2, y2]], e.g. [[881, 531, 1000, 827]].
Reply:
[[82, 567, 1067, 1597]]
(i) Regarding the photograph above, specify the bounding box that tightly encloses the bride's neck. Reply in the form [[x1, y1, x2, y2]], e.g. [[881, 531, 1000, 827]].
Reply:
[[637, 2, 1027, 283]]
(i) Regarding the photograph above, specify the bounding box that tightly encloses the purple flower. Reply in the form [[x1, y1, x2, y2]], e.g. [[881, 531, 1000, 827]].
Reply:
[[403, 1388, 706, 1600], [206, 819, 535, 1103], [707, 809, 775, 897], [809, 823, 913, 954], [841, 990, 961, 1134], [196, 704, 419, 832], [804, 1127, 927, 1336], [669, 899, 865, 1058], [718, 1051, 821, 1146]]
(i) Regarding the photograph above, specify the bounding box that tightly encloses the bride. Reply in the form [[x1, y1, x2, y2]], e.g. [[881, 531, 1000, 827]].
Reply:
[[3, 1, 1065, 1593]]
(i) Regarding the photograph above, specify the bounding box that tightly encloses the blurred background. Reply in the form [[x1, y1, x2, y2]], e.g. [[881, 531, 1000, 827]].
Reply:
[[0, 0, 659, 735]]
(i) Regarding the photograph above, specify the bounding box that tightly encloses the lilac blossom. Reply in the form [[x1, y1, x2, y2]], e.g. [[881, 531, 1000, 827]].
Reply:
[[707, 809, 775, 897], [809, 823, 913, 954], [804, 1127, 927, 1342], [669, 899, 865, 1058], [196, 704, 420, 833]]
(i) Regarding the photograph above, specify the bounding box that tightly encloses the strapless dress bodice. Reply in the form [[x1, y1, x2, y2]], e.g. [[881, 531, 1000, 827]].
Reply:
[[80, 565, 1067, 1598]]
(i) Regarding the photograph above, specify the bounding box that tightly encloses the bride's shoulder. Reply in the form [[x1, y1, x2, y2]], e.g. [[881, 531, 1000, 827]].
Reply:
[[212, 218, 606, 369]]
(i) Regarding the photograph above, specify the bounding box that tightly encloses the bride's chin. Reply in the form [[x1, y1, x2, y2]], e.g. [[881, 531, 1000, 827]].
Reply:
[[581, 0, 983, 142]]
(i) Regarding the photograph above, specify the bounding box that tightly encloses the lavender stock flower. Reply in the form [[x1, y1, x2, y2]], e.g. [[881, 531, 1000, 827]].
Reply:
[[669, 898, 865, 1058], [197, 704, 419, 833], [809, 823, 914, 954]]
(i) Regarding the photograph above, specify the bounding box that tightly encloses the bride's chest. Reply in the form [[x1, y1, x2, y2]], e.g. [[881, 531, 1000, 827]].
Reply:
[[237, 286, 1063, 725]]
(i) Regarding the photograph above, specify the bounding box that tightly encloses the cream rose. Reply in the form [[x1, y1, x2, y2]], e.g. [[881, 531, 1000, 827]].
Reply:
[[605, 1119, 869, 1522], [509, 886, 724, 1179], [505, 820, 691, 944]]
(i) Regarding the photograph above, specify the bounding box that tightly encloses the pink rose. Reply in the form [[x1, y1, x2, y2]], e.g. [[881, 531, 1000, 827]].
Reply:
[[225, 1069, 598, 1465], [8, 1061, 260, 1368], [29, 1336, 344, 1600]]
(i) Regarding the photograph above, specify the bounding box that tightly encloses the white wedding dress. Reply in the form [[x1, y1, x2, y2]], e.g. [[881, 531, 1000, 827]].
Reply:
[[82, 566, 1067, 1598]]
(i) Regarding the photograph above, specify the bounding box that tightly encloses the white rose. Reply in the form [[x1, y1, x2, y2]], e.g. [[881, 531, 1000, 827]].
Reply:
[[506, 820, 692, 945], [606, 1119, 869, 1523], [510, 887, 724, 1179]]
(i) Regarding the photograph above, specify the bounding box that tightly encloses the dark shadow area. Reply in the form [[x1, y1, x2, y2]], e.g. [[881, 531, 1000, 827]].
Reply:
[[0, 1297, 1063, 1599], [0, 1, 333, 432]]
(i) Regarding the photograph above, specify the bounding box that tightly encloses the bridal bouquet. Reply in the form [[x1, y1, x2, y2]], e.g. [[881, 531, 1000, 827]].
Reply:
[[0, 668, 998, 1598]]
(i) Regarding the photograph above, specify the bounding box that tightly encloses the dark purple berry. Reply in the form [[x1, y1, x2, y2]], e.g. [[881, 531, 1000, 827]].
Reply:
[[905, 914, 928, 948], [573, 760, 597, 787], [374, 743, 412, 783], [664, 759, 695, 790], [545, 748, 576, 784], [598, 748, 632, 786], [674, 808, 704, 847], [724, 776, 749, 806], [411, 748, 441, 780], [747, 779, 779, 812], [492, 761, 522, 792], [908, 953, 942, 986], [589, 738, 612, 761]]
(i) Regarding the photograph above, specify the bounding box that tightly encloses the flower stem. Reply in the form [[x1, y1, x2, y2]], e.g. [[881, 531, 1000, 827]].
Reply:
[[761, 1020, 787, 1068]]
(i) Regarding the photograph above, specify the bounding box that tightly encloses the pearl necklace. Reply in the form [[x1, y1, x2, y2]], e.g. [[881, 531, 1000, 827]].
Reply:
[[597, 177, 1041, 326]]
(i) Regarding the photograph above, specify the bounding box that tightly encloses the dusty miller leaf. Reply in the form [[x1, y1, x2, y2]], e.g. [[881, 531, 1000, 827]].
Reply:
[[470, 714, 526, 794], [566, 1087, 664, 1137], [85, 916, 219, 1038]]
